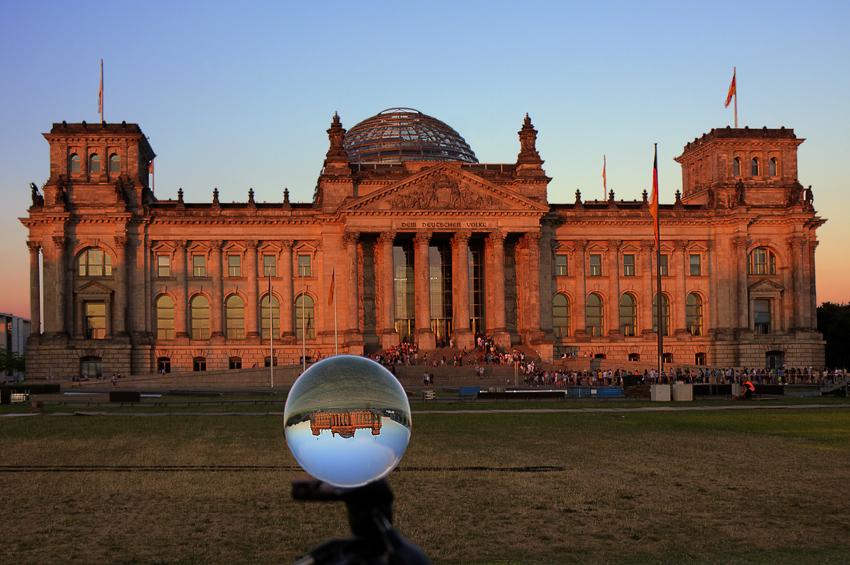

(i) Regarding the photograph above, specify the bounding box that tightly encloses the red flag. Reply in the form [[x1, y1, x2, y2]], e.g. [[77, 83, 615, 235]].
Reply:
[[98, 59, 103, 117], [650, 146, 659, 246], [725, 70, 736, 108], [328, 267, 335, 306], [148, 160, 153, 175]]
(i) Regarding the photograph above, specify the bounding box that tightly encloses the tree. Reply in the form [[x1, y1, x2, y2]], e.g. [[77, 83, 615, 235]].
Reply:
[[817, 302, 850, 370]]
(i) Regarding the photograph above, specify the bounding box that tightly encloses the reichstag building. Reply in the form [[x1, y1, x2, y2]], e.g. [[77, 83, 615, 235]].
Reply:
[[20, 108, 825, 378]]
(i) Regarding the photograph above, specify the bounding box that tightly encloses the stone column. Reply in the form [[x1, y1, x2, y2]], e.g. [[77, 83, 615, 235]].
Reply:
[[376, 232, 397, 348], [674, 240, 688, 336], [112, 236, 128, 339], [806, 239, 818, 329], [733, 236, 749, 331], [607, 240, 621, 338], [706, 240, 717, 335], [486, 230, 510, 348], [414, 231, 435, 350], [210, 240, 224, 340], [575, 239, 588, 337], [280, 240, 295, 342], [451, 230, 473, 349], [246, 241, 259, 339], [787, 237, 804, 330], [520, 232, 544, 343], [51, 235, 68, 338], [175, 241, 189, 339], [27, 241, 41, 336], [640, 241, 654, 337], [128, 230, 147, 337], [344, 232, 362, 341]]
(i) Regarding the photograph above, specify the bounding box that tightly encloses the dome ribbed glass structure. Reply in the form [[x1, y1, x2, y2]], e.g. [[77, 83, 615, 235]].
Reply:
[[343, 108, 478, 164]]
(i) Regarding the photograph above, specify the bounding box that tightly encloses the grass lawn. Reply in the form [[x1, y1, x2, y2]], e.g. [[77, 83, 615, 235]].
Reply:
[[1, 402, 849, 564]]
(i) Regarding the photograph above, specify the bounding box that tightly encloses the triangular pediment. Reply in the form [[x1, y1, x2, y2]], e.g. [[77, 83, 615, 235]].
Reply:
[[748, 278, 784, 295], [341, 165, 548, 214], [75, 280, 114, 297]]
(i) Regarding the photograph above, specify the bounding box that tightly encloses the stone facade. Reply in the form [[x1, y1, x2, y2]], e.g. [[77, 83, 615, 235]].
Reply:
[[19, 116, 825, 379]]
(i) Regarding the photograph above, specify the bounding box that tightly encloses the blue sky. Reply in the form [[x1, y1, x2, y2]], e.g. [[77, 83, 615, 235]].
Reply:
[[2, 0, 848, 317]]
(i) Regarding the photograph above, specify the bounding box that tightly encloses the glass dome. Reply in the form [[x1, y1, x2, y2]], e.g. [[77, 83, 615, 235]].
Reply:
[[343, 108, 478, 164]]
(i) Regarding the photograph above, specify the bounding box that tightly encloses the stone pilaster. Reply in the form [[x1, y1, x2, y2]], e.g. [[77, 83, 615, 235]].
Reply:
[[674, 240, 688, 336], [344, 232, 363, 345], [280, 240, 295, 342], [520, 232, 544, 343], [210, 240, 224, 340], [640, 241, 654, 338], [27, 241, 41, 336], [175, 241, 189, 339], [246, 240, 259, 339]]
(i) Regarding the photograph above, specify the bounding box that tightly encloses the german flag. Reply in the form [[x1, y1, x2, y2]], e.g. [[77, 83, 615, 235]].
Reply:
[[725, 70, 736, 108]]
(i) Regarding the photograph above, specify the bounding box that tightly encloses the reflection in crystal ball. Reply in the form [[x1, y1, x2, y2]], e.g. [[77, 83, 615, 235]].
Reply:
[[284, 355, 412, 488]]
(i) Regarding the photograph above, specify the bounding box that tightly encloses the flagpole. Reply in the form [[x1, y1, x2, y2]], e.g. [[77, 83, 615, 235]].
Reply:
[[98, 59, 104, 123], [269, 273, 274, 388], [654, 144, 664, 381]]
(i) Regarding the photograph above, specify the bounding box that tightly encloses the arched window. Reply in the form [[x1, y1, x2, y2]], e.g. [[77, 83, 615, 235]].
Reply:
[[70, 153, 81, 174], [769, 157, 777, 176], [732, 157, 741, 176], [552, 293, 570, 338], [652, 294, 670, 336], [748, 247, 777, 275], [619, 293, 637, 336], [261, 294, 280, 340], [89, 154, 100, 174], [77, 248, 113, 277], [155, 295, 175, 339], [295, 294, 315, 340], [751, 157, 760, 176], [109, 153, 120, 174], [686, 293, 703, 336], [585, 293, 604, 337], [190, 295, 210, 339], [225, 295, 245, 339]]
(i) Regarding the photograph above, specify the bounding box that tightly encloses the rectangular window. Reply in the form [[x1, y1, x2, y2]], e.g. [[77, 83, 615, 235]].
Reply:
[[298, 254, 311, 277], [589, 254, 602, 277], [85, 302, 106, 339], [659, 254, 669, 276], [193, 254, 206, 277], [157, 255, 171, 277], [263, 254, 276, 277], [555, 255, 568, 277], [228, 254, 242, 277], [754, 299, 771, 334], [623, 254, 635, 277], [689, 254, 701, 276]]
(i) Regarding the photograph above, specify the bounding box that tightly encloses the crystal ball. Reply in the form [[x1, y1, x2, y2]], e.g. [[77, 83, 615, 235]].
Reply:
[[284, 355, 412, 488]]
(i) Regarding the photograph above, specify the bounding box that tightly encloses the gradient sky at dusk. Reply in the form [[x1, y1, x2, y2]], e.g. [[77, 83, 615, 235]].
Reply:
[[2, 1, 848, 320]]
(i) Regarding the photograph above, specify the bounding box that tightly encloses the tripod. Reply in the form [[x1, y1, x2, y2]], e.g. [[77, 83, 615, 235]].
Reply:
[[292, 478, 431, 565]]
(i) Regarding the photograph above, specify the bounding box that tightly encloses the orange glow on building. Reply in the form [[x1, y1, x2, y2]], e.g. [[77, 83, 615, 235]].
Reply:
[[310, 409, 382, 438]]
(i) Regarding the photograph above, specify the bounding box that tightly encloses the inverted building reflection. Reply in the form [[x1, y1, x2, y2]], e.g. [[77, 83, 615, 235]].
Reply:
[[310, 409, 383, 438]]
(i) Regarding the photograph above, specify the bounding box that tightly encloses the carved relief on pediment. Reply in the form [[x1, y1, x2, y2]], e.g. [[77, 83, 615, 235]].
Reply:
[[387, 174, 501, 211]]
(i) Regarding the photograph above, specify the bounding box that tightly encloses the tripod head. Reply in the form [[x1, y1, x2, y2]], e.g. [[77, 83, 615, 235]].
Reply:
[[292, 477, 430, 565]]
